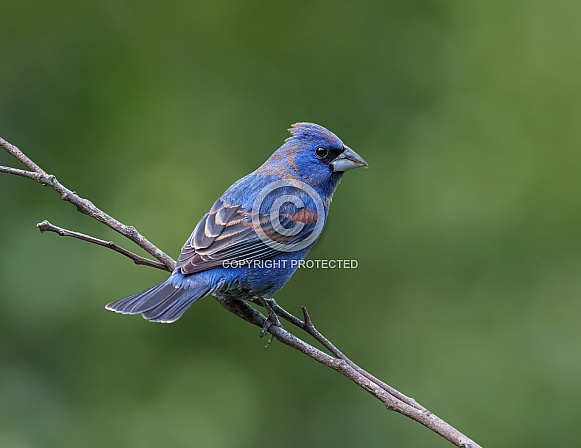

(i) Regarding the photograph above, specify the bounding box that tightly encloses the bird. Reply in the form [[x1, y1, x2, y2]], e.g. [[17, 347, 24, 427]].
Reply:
[[106, 122, 367, 331]]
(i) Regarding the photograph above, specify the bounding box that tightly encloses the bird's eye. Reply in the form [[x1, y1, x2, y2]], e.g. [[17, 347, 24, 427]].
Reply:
[[315, 147, 329, 159]]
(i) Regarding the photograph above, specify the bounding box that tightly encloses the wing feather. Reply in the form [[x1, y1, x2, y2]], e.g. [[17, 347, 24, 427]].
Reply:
[[176, 197, 321, 275]]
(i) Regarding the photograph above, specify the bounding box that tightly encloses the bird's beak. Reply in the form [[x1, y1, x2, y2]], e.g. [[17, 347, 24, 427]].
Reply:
[[330, 146, 368, 172]]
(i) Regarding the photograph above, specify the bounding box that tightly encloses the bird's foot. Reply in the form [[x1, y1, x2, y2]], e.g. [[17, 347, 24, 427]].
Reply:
[[258, 297, 282, 339]]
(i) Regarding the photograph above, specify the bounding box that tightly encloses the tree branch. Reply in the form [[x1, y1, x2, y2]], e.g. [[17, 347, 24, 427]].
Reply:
[[270, 301, 424, 411], [0, 136, 175, 270], [0, 135, 482, 448], [36, 220, 169, 271], [0, 164, 46, 181]]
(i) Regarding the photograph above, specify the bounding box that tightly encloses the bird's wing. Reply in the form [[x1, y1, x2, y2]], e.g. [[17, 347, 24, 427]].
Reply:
[[176, 197, 321, 275]]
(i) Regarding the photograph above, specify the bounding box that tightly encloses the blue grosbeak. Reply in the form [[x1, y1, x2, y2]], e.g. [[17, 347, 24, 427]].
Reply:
[[106, 123, 367, 324]]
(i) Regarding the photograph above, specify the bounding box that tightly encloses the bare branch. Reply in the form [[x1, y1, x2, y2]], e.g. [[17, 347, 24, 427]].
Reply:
[[0, 165, 44, 181], [0, 136, 44, 172], [272, 302, 424, 411], [0, 135, 482, 448], [217, 297, 481, 448], [37, 220, 170, 271], [0, 136, 175, 270]]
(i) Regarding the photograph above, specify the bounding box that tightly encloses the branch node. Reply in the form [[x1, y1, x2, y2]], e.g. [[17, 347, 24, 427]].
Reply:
[[37, 220, 50, 233], [37, 174, 56, 187], [300, 306, 312, 327], [333, 358, 350, 373], [125, 225, 138, 238]]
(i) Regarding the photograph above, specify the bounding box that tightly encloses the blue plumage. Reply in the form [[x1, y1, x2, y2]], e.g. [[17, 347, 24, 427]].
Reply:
[[106, 123, 367, 323]]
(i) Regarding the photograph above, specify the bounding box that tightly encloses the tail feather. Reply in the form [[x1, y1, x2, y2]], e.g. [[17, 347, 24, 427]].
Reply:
[[106, 278, 210, 323], [106, 282, 176, 314], [142, 292, 201, 323]]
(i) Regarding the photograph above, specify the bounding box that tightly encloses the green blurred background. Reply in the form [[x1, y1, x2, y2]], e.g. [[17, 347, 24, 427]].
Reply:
[[1, 1, 580, 447]]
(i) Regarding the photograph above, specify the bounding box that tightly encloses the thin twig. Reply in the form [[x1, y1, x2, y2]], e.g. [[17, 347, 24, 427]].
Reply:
[[0, 136, 44, 172], [216, 297, 480, 448], [0, 135, 482, 448], [1, 137, 175, 270], [37, 220, 169, 271], [270, 301, 425, 411], [0, 165, 45, 181]]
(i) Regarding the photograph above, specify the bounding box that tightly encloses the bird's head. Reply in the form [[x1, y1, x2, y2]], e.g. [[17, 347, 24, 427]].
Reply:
[[258, 122, 367, 195]]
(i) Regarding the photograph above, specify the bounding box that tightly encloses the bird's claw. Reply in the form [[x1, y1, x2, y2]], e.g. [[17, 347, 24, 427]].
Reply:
[[258, 298, 282, 339], [259, 315, 281, 338]]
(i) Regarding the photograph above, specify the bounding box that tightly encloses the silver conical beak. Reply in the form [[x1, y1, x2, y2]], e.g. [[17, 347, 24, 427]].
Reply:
[[330, 146, 368, 172]]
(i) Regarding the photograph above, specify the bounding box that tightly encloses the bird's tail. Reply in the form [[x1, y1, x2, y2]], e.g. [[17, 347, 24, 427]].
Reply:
[[106, 276, 210, 323]]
